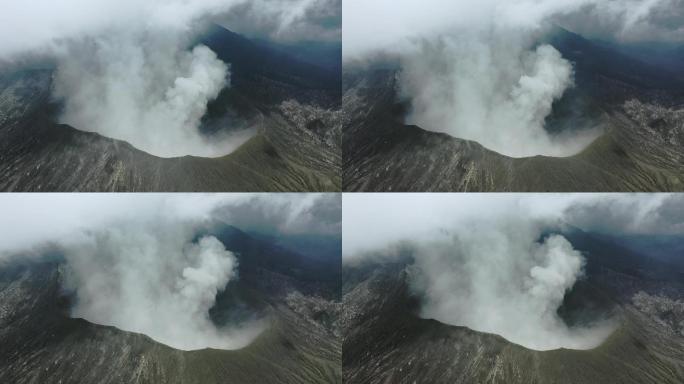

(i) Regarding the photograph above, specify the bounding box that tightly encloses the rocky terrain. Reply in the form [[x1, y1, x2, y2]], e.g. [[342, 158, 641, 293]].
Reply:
[[632, 291, 684, 337], [0, 226, 342, 384], [342, 230, 684, 383], [343, 28, 684, 192], [0, 26, 341, 192]]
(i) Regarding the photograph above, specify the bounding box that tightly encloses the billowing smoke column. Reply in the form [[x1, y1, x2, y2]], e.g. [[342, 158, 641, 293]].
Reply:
[[43, 195, 270, 351], [399, 37, 599, 157], [408, 226, 614, 351], [62, 227, 261, 351], [0, 0, 336, 157], [52, 39, 243, 158], [1, 0, 247, 157], [343, 0, 683, 157]]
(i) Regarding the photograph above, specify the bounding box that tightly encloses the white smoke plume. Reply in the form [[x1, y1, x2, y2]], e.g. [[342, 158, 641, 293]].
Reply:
[[0, 0, 335, 157], [52, 38, 248, 158], [62, 226, 261, 351], [0, 193, 338, 351], [408, 226, 614, 351], [343, 0, 682, 157], [399, 38, 599, 157], [342, 194, 684, 350]]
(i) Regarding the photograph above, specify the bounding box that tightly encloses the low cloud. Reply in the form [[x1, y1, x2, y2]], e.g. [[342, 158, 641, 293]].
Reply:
[[559, 0, 684, 43], [215, 193, 342, 236], [563, 193, 684, 235], [218, 0, 341, 43]]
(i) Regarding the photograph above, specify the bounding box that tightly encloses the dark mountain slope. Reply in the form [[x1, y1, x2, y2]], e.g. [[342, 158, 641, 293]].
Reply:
[[547, 28, 684, 95], [201, 25, 340, 106], [212, 225, 340, 299]]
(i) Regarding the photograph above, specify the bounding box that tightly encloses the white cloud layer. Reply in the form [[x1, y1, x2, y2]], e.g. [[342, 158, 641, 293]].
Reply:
[[343, 0, 684, 60], [218, 0, 341, 42]]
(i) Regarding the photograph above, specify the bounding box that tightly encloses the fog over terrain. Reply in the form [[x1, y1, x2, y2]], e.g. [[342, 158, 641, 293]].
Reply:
[[0, 0, 339, 157], [343, 193, 683, 350], [343, 0, 684, 157], [218, 0, 341, 43], [0, 193, 339, 351]]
